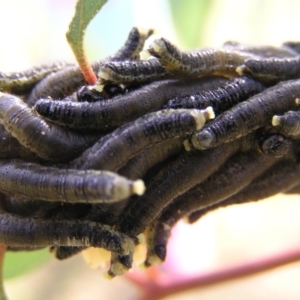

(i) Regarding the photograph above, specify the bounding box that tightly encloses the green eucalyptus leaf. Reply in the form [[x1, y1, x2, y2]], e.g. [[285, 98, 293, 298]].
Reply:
[[3, 249, 51, 280], [66, 0, 108, 84]]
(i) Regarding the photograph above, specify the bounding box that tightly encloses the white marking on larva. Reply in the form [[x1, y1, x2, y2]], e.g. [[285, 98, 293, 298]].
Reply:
[[133, 179, 146, 195], [98, 69, 110, 81], [137, 233, 145, 244], [92, 83, 104, 92], [183, 139, 192, 151], [236, 65, 245, 76], [191, 106, 215, 131], [272, 115, 280, 126], [41, 131, 46, 135], [295, 98, 300, 105], [190, 95, 195, 100], [139, 50, 151, 60], [145, 254, 163, 266]]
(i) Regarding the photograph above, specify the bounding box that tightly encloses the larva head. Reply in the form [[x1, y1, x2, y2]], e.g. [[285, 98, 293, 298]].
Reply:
[[147, 37, 182, 69], [191, 129, 216, 150]]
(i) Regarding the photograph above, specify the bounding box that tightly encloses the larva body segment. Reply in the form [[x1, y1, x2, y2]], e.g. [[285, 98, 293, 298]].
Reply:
[[0, 61, 72, 95], [0, 160, 145, 203], [26, 65, 94, 107], [272, 111, 300, 136], [109, 136, 263, 275], [116, 134, 258, 238], [0, 210, 135, 255], [190, 79, 300, 150], [188, 159, 300, 224], [145, 150, 276, 265], [237, 57, 300, 82], [147, 37, 256, 78], [119, 138, 184, 180], [0, 93, 100, 162], [71, 108, 213, 171], [111, 27, 154, 61], [0, 124, 38, 161], [223, 41, 299, 58], [34, 77, 227, 130], [26, 27, 153, 106], [98, 59, 168, 85], [165, 76, 265, 115]]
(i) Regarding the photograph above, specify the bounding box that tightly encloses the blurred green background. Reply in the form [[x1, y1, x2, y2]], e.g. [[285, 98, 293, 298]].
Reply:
[[1, 0, 300, 299]]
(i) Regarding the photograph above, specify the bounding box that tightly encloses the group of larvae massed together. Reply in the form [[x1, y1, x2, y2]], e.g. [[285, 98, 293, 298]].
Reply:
[[0, 27, 300, 277]]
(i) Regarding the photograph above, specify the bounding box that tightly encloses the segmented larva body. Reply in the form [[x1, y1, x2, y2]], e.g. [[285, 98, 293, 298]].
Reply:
[[34, 77, 227, 130], [0, 93, 100, 162], [188, 159, 300, 224], [165, 76, 265, 115], [0, 61, 73, 95], [119, 138, 184, 180], [223, 41, 299, 58], [116, 134, 258, 238], [237, 56, 300, 82], [98, 59, 168, 85], [147, 37, 256, 78], [27, 27, 152, 106], [0, 210, 135, 255], [111, 27, 154, 61], [190, 79, 300, 150], [0, 124, 38, 161], [272, 110, 300, 136], [0, 159, 145, 203], [145, 150, 277, 266], [71, 108, 214, 171]]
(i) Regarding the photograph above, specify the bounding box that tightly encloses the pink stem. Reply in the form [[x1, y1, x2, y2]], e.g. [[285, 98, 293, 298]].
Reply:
[[133, 246, 300, 300]]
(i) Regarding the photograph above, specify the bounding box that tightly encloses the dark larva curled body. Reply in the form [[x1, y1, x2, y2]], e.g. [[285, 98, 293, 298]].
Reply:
[[112, 27, 154, 61], [26, 64, 98, 107], [71, 108, 213, 171], [237, 56, 300, 83], [0, 123, 38, 161], [0, 209, 135, 255], [165, 76, 265, 115], [147, 37, 256, 78], [0, 61, 73, 95], [223, 41, 299, 58], [108, 136, 265, 275], [0, 159, 145, 203], [34, 77, 227, 130], [26, 27, 151, 106], [188, 159, 300, 224], [272, 111, 300, 136], [190, 79, 300, 150], [97, 59, 169, 85], [119, 138, 184, 180], [116, 134, 258, 238], [0, 93, 100, 162], [144, 150, 277, 265]]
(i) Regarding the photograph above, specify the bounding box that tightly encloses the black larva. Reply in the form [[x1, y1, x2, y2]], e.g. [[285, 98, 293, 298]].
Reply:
[[0, 93, 100, 162], [34, 77, 227, 130], [0, 159, 145, 203], [147, 37, 256, 78], [190, 79, 300, 150], [165, 76, 265, 115], [71, 108, 213, 171]]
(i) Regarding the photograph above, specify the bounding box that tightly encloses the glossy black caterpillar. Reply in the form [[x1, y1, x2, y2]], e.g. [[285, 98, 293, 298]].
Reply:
[[1, 27, 300, 280]]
